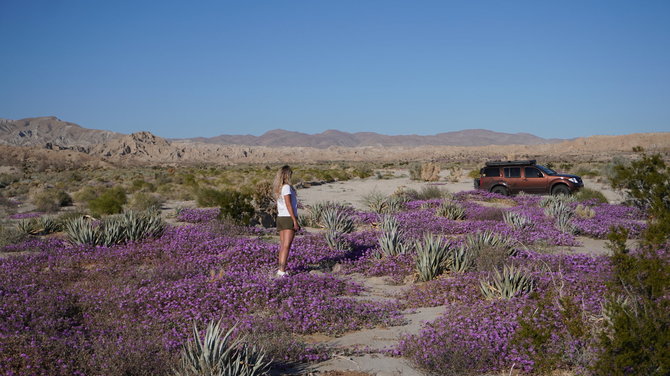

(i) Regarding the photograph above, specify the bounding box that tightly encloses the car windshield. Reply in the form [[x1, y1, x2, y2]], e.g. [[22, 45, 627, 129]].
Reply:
[[536, 165, 557, 175]]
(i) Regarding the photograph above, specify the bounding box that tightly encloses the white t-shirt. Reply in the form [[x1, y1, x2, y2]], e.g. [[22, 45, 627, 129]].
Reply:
[[277, 184, 298, 217]]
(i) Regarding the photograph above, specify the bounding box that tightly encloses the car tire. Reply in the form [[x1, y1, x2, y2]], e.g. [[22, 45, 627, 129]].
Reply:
[[491, 186, 509, 196], [551, 184, 570, 196]]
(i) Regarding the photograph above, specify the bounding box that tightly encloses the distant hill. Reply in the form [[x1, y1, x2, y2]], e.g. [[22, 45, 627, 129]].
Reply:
[[0, 116, 121, 148], [0, 116, 668, 166], [1, 116, 566, 148], [177, 128, 565, 148]]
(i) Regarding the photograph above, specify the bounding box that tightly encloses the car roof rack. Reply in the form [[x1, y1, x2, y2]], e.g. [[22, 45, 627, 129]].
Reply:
[[485, 159, 536, 167]]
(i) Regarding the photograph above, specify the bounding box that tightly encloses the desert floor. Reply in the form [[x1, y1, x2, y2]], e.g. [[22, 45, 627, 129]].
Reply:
[[4, 171, 632, 376]]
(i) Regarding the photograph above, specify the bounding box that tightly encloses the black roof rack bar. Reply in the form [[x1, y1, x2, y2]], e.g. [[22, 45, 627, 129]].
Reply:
[[485, 159, 536, 167]]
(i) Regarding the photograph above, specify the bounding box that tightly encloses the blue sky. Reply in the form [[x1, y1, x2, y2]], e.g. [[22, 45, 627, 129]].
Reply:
[[1, 1, 669, 139]]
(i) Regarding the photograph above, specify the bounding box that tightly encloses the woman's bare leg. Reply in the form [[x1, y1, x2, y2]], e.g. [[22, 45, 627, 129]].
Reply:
[[278, 229, 295, 272]]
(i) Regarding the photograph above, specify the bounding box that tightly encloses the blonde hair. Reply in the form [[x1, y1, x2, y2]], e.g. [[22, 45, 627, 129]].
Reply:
[[273, 165, 293, 198]]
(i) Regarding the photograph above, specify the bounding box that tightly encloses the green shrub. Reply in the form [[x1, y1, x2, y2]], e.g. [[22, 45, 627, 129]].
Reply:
[[73, 186, 101, 203], [593, 227, 670, 375], [88, 187, 127, 217], [415, 186, 451, 200], [610, 152, 670, 246], [129, 192, 164, 211], [353, 166, 373, 179], [513, 291, 592, 373], [0, 224, 27, 248], [196, 188, 255, 225], [0, 173, 21, 188], [575, 187, 608, 204], [32, 190, 72, 212]]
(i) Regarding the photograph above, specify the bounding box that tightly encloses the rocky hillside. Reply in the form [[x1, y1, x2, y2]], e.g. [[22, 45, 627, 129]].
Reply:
[[0, 116, 121, 148], [179, 128, 563, 148]]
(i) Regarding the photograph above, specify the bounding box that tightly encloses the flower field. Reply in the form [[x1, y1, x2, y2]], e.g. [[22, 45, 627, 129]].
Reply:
[[0, 190, 662, 375]]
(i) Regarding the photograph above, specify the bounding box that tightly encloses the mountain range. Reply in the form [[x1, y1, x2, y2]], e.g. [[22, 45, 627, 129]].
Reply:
[[1, 116, 668, 167], [0, 116, 563, 149]]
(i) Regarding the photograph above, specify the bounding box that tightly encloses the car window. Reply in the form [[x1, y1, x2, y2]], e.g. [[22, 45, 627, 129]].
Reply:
[[525, 167, 543, 178], [504, 167, 521, 178], [483, 167, 500, 177], [536, 165, 557, 176]]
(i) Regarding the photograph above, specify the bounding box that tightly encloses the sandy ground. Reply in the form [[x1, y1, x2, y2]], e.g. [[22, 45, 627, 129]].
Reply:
[[298, 170, 475, 210], [297, 171, 625, 210]]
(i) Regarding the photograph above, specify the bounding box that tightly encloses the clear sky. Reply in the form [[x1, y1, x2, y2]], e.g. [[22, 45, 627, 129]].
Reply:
[[1, 0, 669, 139]]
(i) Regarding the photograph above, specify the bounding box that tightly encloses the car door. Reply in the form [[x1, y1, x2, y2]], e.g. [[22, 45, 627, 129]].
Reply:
[[522, 167, 547, 193], [503, 167, 522, 193]]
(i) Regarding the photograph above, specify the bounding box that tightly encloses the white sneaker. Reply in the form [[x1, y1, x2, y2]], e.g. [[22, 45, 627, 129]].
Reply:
[[276, 270, 289, 277]]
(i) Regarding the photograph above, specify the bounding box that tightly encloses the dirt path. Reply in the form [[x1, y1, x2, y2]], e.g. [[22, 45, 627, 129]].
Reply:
[[307, 275, 439, 376]]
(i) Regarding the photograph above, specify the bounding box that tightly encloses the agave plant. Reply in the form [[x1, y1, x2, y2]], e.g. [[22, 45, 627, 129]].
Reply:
[[384, 195, 407, 214], [465, 230, 516, 257], [479, 265, 535, 299], [361, 191, 388, 214], [17, 218, 40, 235], [324, 229, 351, 251], [64, 217, 100, 245], [174, 320, 271, 376], [449, 245, 474, 273], [540, 194, 576, 209], [321, 207, 355, 234], [120, 210, 166, 242], [542, 201, 578, 234], [503, 211, 532, 230], [378, 215, 398, 233], [38, 216, 61, 234], [99, 215, 126, 246], [377, 228, 408, 258], [435, 201, 466, 220], [415, 234, 452, 282]]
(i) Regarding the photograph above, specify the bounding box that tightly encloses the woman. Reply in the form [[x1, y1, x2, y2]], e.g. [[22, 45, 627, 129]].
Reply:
[[273, 165, 300, 277]]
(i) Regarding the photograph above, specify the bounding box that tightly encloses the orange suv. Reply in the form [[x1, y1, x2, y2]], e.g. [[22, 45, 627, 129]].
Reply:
[[474, 160, 584, 196]]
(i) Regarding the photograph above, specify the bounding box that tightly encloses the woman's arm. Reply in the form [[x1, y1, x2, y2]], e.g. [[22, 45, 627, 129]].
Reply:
[[283, 194, 300, 231]]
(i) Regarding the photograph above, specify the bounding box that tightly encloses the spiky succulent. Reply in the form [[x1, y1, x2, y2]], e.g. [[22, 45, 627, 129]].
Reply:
[[64, 210, 165, 246], [465, 230, 516, 257], [43, 216, 63, 233], [121, 210, 166, 241], [479, 265, 535, 299], [449, 245, 475, 273], [384, 195, 407, 214], [17, 218, 41, 235], [503, 211, 532, 230], [415, 234, 452, 282], [174, 320, 271, 376], [321, 207, 355, 234], [435, 201, 466, 220], [324, 229, 351, 251], [361, 191, 388, 214], [64, 217, 100, 245]]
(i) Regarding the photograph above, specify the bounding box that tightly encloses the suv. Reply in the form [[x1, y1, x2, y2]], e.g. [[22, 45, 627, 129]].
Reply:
[[474, 160, 583, 196]]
